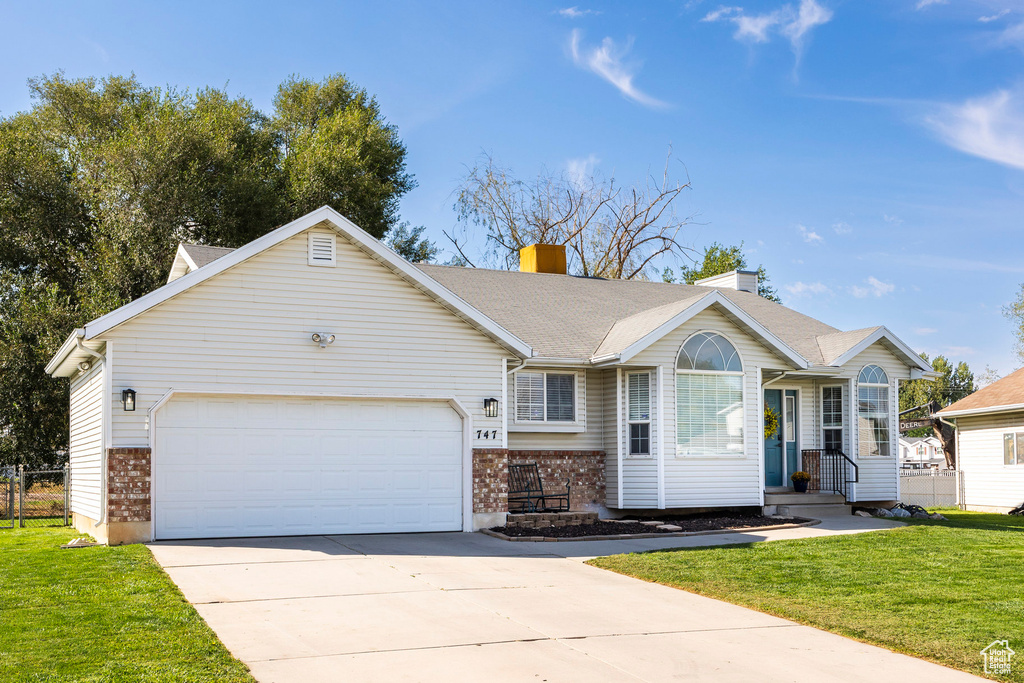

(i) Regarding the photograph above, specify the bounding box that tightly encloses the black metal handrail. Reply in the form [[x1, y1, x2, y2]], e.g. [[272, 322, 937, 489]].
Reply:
[[801, 449, 858, 499]]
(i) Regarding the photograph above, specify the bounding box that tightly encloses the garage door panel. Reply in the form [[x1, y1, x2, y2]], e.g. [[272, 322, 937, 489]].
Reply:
[[154, 395, 463, 539]]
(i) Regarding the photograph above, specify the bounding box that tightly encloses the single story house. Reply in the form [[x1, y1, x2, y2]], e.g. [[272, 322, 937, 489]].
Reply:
[[47, 207, 935, 544], [937, 368, 1024, 512], [898, 435, 945, 469]]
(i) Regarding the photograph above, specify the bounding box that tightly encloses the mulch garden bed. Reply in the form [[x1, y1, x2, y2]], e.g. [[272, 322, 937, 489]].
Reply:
[[488, 512, 812, 541]]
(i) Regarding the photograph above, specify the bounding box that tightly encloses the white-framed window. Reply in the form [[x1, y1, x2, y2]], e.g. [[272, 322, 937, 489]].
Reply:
[[627, 372, 652, 456], [1003, 433, 1024, 465], [785, 394, 796, 445], [822, 386, 844, 451], [858, 364, 890, 457], [676, 332, 744, 457], [515, 372, 576, 422]]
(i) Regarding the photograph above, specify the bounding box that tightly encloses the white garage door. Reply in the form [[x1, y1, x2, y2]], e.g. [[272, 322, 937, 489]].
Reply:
[[153, 394, 463, 540]]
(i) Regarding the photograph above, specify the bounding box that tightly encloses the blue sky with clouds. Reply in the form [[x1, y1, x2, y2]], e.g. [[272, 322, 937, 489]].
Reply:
[[2, 0, 1023, 376]]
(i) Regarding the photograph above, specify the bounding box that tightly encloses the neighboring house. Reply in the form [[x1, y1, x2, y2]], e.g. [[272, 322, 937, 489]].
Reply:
[[898, 436, 945, 469], [937, 368, 1024, 512], [47, 207, 935, 544]]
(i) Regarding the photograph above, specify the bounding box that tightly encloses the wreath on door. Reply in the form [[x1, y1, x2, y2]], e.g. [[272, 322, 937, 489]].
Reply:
[[764, 406, 780, 440]]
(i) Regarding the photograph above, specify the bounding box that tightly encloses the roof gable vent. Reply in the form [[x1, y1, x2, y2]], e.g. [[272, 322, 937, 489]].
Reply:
[[308, 231, 336, 267]]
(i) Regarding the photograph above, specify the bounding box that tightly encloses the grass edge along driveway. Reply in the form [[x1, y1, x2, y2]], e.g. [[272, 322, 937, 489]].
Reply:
[[589, 511, 1024, 682], [0, 527, 253, 682]]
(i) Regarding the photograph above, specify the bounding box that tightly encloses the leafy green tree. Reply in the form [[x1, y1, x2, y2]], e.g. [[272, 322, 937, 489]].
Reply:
[[663, 242, 781, 302], [898, 353, 974, 437], [0, 72, 414, 466], [1004, 283, 1024, 366], [385, 223, 438, 263]]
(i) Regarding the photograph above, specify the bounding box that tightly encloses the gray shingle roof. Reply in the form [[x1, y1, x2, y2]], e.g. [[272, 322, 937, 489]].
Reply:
[[181, 244, 235, 268], [169, 241, 873, 365], [417, 264, 844, 363]]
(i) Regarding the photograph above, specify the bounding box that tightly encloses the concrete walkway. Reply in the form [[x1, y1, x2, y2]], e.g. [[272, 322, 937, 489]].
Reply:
[[149, 517, 983, 682]]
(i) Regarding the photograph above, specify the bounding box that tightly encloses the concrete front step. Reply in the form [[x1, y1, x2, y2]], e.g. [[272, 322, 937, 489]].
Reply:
[[764, 492, 845, 506], [777, 504, 851, 518]]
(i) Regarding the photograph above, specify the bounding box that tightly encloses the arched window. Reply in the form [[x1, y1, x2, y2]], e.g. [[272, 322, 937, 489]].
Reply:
[[677, 332, 742, 372], [858, 364, 890, 457], [676, 332, 744, 456]]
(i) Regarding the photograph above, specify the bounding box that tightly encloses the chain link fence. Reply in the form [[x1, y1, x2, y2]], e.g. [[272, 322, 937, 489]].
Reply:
[[0, 465, 69, 528]]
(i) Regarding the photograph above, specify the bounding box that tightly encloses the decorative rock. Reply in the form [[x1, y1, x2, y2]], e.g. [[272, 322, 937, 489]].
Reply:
[[929, 512, 947, 520], [875, 508, 894, 518], [912, 512, 931, 519], [640, 520, 663, 526], [855, 510, 872, 517], [617, 519, 637, 523], [657, 524, 683, 531], [890, 507, 911, 518]]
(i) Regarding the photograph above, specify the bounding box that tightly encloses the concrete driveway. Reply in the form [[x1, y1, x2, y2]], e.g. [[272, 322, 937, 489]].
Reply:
[[149, 518, 983, 683]]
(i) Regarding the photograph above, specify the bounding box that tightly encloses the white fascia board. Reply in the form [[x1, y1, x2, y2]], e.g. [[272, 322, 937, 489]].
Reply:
[[830, 326, 931, 373], [612, 291, 809, 369], [937, 403, 1024, 418], [45, 329, 86, 376], [80, 206, 533, 359], [519, 357, 589, 367]]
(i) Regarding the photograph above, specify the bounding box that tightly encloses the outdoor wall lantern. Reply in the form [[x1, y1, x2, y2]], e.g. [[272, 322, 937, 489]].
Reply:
[[121, 389, 136, 412], [483, 398, 499, 418], [311, 333, 336, 349]]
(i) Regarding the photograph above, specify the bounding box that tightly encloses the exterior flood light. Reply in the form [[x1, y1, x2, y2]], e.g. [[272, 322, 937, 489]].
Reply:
[[483, 397, 499, 418], [121, 389, 136, 412], [311, 333, 336, 349]]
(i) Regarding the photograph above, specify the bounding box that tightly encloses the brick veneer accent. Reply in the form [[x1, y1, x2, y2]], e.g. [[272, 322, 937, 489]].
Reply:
[[472, 448, 606, 513], [107, 447, 152, 523], [508, 450, 605, 510], [473, 448, 509, 513]]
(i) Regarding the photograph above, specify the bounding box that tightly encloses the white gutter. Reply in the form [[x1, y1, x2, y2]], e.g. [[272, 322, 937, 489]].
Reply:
[[937, 403, 1024, 419], [762, 371, 793, 388]]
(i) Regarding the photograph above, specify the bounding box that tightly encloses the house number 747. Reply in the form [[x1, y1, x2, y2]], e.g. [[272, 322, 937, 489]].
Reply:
[[476, 430, 498, 440]]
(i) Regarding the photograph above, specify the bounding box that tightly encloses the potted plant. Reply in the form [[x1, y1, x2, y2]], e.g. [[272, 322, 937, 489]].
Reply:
[[790, 470, 811, 493]]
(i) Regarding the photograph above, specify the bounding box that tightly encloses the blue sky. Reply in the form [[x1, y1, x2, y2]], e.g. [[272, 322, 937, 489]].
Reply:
[[2, 0, 1024, 377]]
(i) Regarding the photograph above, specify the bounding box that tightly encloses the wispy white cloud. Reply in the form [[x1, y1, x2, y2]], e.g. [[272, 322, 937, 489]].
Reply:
[[832, 221, 852, 234], [850, 276, 895, 298], [944, 345, 976, 356], [979, 9, 1011, 22], [566, 154, 600, 188], [883, 213, 904, 226], [798, 224, 823, 243], [925, 88, 1024, 171], [784, 281, 831, 296], [558, 7, 597, 19], [702, 6, 741, 22], [915, 327, 938, 335], [701, 0, 832, 64], [569, 30, 667, 108], [915, 0, 948, 9]]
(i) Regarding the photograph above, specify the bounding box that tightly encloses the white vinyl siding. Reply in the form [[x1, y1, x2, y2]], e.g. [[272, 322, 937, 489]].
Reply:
[[507, 369, 598, 449], [602, 369, 620, 504], [957, 411, 1024, 510], [628, 309, 793, 509], [840, 344, 907, 501], [69, 362, 104, 521], [102, 226, 508, 451]]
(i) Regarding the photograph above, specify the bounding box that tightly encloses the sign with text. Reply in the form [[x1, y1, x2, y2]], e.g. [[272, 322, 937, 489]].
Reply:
[[899, 418, 933, 432]]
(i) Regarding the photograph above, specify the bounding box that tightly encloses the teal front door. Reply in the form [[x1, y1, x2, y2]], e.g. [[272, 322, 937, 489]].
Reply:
[[764, 389, 784, 487]]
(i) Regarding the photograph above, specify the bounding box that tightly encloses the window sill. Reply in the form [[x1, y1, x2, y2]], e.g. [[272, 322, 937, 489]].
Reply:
[[509, 423, 586, 433]]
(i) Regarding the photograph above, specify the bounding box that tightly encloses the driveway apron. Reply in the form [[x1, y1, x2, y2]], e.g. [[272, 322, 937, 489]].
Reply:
[[148, 519, 984, 683]]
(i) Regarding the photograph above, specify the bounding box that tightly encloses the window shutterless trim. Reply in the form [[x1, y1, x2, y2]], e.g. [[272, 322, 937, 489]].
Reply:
[[513, 371, 578, 424]]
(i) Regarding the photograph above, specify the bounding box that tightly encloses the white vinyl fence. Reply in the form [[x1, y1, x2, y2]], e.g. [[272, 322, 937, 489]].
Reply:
[[899, 470, 964, 509]]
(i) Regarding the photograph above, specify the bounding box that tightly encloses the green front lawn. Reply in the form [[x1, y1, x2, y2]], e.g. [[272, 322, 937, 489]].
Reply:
[[590, 511, 1024, 681], [0, 527, 253, 682]]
